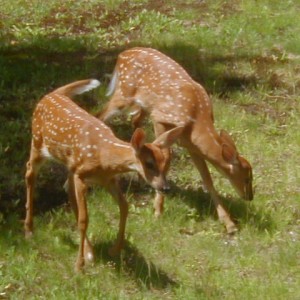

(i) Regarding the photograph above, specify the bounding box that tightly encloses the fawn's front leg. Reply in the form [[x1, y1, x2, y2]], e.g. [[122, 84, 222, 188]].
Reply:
[[152, 122, 172, 217], [24, 146, 43, 237], [67, 173, 94, 264], [107, 179, 129, 256], [189, 151, 238, 234], [73, 174, 89, 271]]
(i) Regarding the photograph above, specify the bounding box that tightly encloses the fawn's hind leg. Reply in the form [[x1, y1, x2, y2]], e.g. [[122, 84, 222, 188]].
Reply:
[[24, 143, 44, 237]]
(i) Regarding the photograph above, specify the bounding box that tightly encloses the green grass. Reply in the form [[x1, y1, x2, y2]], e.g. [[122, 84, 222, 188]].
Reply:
[[0, 0, 300, 299]]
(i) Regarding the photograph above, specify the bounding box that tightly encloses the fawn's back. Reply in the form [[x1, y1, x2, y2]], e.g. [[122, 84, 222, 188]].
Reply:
[[32, 88, 131, 181], [109, 47, 214, 127]]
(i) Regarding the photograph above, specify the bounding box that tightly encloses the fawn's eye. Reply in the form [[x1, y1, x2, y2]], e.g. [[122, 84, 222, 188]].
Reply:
[[145, 159, 156, 171]]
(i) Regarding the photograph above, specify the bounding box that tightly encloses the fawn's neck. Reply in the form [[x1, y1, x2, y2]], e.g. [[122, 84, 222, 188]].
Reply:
[[191, 117, 230, 172], [99, 142, 138, 174]]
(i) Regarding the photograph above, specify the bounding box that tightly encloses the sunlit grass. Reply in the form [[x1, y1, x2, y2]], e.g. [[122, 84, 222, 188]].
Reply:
[[0, 0, 299, 299]]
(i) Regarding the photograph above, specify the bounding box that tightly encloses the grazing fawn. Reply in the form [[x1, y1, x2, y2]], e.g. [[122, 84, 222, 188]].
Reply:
[[25, 79, 183, 271], [99, 47, 254, 234]]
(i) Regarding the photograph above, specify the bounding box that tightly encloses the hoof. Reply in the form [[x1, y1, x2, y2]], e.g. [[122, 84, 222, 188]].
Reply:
[[74, 265, 84, 273], [154, 210, 162, 218], [226, 223, 238, 235], [84, 251, 95, 264], [84, 241, 95, 264], [75, 259, 85, 273], [25, 231, 33, 239]]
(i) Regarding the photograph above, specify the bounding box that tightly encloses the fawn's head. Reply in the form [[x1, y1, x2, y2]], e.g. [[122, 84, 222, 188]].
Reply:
[[220, 130, 253, 201], [130, 126, 183, 192]]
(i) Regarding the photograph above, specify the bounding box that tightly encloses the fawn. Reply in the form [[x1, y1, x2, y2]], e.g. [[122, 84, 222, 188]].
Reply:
[[99, 47, 254, 234], [25, 79, 183, 271]]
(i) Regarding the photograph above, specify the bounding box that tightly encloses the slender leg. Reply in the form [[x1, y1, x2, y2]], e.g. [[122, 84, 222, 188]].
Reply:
[[67, 173, 94, 264], [107, 179, 129, 256], [152, 123, 172, 217], [24, 145, 43, 237], [73, 174, 88, 271], [188, 151, 238, 234]]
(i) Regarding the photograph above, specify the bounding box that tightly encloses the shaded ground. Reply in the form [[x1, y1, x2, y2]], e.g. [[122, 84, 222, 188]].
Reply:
[[0, 0, 299, 219]]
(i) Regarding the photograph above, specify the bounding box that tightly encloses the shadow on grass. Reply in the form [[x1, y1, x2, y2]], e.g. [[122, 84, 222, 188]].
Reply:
[[168, 182, 275, 233], [119, 175, 275, 233], [120, 169, 276, 234], [155, 42, 260, 95], [93, 240, 178, 290]]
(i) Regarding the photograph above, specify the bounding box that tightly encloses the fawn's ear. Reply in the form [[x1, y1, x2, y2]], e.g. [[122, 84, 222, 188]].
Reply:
[[220, 130, 237, 150], [131, 128, 146, 153], [222, 143, 239, 165], [153, 126, 184, 149]]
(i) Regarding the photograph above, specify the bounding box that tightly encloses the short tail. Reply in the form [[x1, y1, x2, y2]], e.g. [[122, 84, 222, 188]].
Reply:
[[52, 79, 100, 97], [106, 69, 118, 97]]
